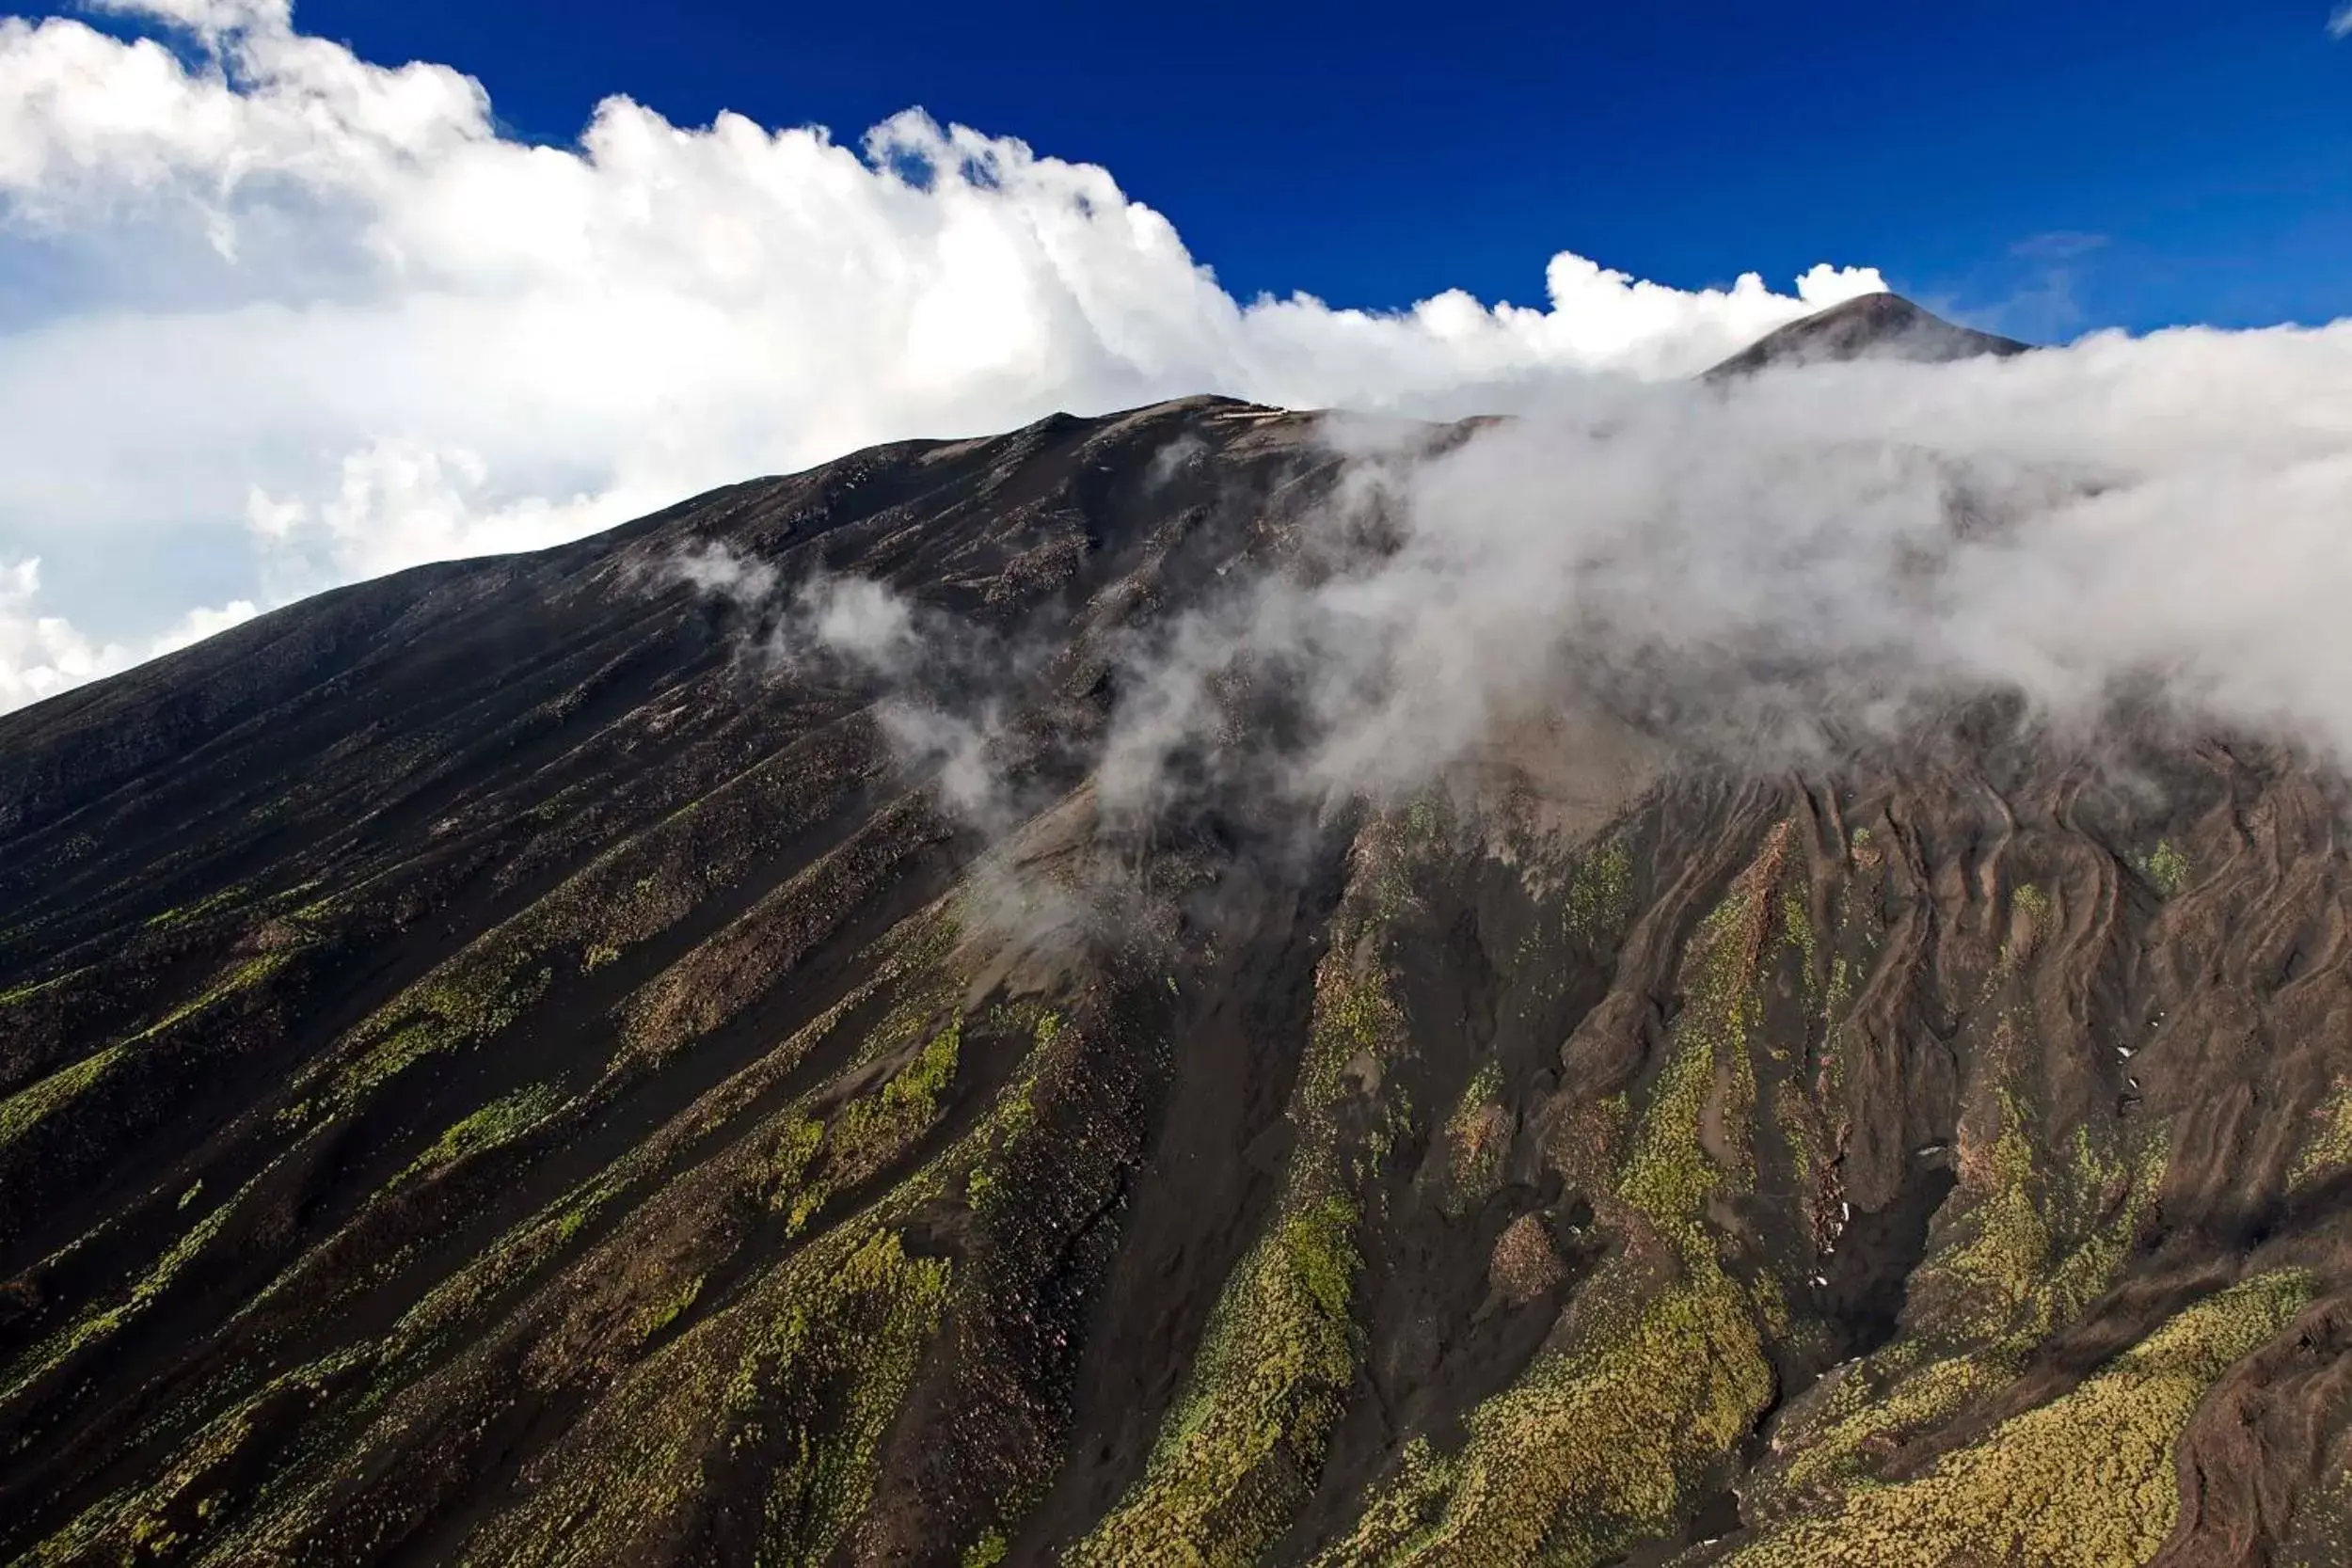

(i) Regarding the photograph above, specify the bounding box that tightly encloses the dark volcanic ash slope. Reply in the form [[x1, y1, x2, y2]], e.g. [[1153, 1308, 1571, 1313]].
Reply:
[[1, 307, 2350, 1567]]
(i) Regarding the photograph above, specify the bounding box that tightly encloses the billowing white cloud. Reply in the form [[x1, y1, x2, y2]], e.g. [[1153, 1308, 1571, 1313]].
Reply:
[[0, 555, 253, 710], [0, 0, 1890, 711], [0, 557, 111, 710]]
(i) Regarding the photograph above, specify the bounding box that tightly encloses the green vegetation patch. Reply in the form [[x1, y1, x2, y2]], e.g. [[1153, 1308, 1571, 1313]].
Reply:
[[0, 964, 85, 1013], [772, 1019, 961, 1234], [3, 1178, 253, 1403], [1727, 1271, 2314, 1567], [453, 1221, 951, 1568], [1757, 1346, 2007, 1517], [372, 923, 970, 1420], [962, 1007, 1057, 1213], [1073, 1180, 1364, 1565], [1072, 826, 1418, 1566], [1934, 1085, 2051, 1324], [1618, 822, 1788, 1227], [24, 1346, 375, 1566], [143, 883, 251, 930], [0, 954, 289, 1156], [333, 961, 552, 1103], [753, 1229, 953, 1561], [1914, 1085, 2167, 1345], [1565, 835, 1634, 945], [1780, 875, 1819, 993], [1314, 824, 1799, 1564], [316, 763, 903, 1111], [2289, 1076, 2352, 1191], [1438, 1061, 1507, 1213], [1757, 1087, 2171, 1520], [1312, 1437, 1461, 1562], [0, 1042, 125, 1155], [2135, 840, 2192, 898], [1321, 1251, 1772, 1566], [398, 1082, 570, 1183]]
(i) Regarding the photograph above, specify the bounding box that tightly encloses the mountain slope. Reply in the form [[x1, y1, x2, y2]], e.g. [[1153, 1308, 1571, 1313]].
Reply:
[[0, 312, 2347, 1566]]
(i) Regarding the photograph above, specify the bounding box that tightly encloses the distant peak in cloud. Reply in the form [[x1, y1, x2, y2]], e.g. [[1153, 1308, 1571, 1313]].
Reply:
[[1704, 292, 2030, 378]]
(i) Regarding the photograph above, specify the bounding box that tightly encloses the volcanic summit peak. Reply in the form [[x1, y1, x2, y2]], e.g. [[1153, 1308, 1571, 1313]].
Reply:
[[1705, 290, 2032, 379]]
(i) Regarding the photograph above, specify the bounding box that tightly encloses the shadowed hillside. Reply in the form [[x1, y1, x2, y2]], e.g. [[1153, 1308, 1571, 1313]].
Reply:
[[1, 303, 2347, 1566]]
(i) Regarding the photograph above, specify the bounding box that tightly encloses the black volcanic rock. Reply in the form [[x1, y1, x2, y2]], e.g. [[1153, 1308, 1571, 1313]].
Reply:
[[1705, 291, 2032, 379], [0, 356, 2346, 1566]]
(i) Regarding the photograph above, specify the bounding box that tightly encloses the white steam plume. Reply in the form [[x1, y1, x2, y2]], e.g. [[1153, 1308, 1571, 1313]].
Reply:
[[671, 547, 1033, 832], [1095, 324, 2352, 811]]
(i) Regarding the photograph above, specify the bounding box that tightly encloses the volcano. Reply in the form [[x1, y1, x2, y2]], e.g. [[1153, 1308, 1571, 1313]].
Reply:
[[1704, 292, 2032, 378], [0, 298, 2345, 1567]]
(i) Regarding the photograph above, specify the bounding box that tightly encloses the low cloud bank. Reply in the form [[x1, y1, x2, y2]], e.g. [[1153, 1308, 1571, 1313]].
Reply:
[[1341, 323, 2352, 785], [716, 323, 2352, 832]]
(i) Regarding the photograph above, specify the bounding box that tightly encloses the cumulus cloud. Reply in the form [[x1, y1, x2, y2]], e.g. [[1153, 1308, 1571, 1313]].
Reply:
[[87, 0, 289, 44], [0, 0, 1888, 711], [0, 556, 253, 710]]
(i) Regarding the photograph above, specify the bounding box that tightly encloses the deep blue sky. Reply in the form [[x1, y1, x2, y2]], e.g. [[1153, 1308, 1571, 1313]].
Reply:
[[52, 0, 2352, 337]]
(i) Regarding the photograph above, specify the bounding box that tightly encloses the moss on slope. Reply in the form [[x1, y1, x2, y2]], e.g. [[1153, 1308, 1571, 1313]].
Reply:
[[1315, 822, 1796, 1566], [1726, 1272, 2315, 1567]]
